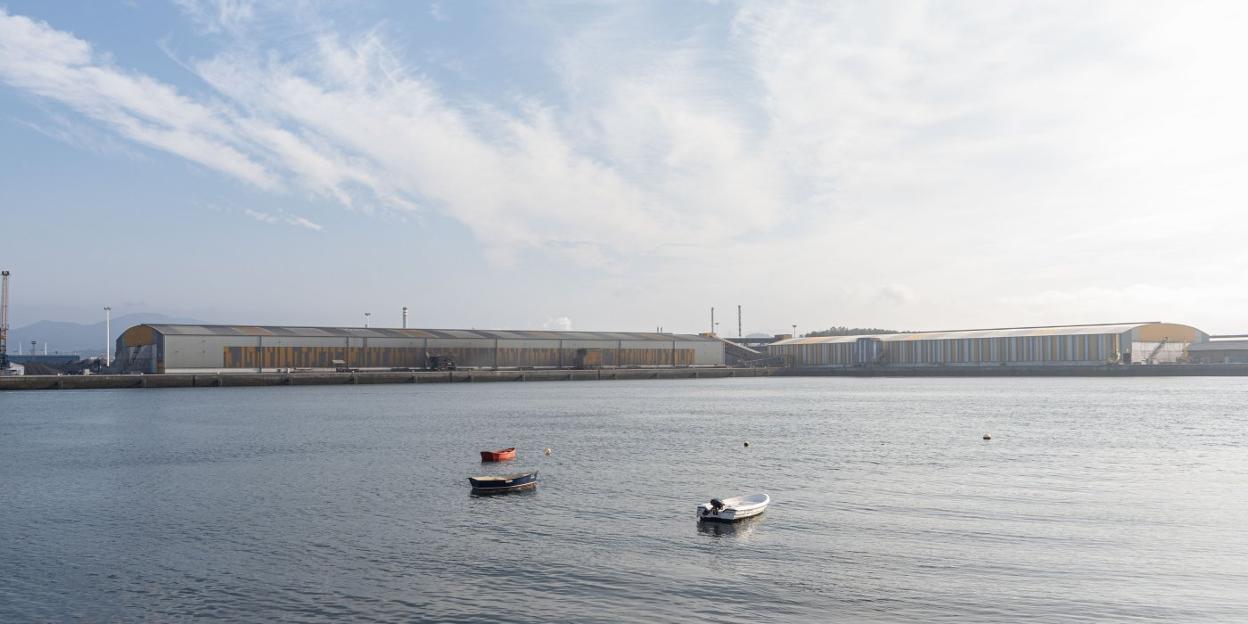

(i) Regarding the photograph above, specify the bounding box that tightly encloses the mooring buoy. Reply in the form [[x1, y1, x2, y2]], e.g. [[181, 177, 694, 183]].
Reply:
[[983, 433, 992, 440], [743, 441, 750, 448]]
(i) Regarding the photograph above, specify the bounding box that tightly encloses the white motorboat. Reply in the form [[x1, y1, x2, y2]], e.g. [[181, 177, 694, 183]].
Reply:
[[696, 493, 769, 522]]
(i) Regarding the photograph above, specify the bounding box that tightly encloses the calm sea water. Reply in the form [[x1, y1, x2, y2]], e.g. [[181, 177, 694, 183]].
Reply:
[[2, 377, 1246, 622]]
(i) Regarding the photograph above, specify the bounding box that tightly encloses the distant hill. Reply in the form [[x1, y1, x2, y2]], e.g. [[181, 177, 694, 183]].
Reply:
[[7, 313, 210, 357]]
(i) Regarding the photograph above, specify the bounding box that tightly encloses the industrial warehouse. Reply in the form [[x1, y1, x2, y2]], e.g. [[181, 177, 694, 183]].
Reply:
[[766, 322, 1210, 368], [113, 324, 725, 374], [8, 311, 1248, 388]]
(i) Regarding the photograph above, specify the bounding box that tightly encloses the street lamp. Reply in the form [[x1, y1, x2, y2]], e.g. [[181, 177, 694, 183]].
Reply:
[[364, 312, 371, 328], [104, 306, 111, 367]]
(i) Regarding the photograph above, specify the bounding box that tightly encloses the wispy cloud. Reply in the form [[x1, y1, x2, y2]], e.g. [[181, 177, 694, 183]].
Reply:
[[173, 0, 256, 34], [9, 111, 144, 158], [0, 9, 277, 189], [244, 208, 323, 231], [429, 2, 449, 23], [285, 215, 324, 231]]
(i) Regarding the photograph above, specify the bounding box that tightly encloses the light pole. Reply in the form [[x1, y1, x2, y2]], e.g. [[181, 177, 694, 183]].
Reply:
[[364, 312, 371, 328], [104, 306, 111, 367]]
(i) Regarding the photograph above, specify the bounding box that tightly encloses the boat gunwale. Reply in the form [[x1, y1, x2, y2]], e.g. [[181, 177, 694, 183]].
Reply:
[[468, 470, 537, 484], [697, 493, 769, 522], [480, 447, 517, 462]]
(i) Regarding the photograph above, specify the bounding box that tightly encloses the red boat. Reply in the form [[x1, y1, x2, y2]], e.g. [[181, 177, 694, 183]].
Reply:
[[480, 447, 516, 462]]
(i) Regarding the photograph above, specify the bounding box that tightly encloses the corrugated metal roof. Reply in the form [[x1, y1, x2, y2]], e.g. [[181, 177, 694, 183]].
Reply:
[[771, 322, 1178, 346], [1188, 340, 1248, 351], [143, 324, 714, 342]]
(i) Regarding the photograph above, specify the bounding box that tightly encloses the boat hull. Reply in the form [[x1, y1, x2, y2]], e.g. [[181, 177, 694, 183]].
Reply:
[[696, 494, 769, 522], [480, 448, 517, 462], [471, 482, 536, 494], [469, 470, 538, 493], [696, 506, 766, 522]]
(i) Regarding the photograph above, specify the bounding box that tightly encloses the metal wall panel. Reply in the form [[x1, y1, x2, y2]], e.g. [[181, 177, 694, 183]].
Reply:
[[120, 325, 157, 347], [685, 340, 727, 366], [127, 324, 723, 372], [773, 332, 1124, 367], [165, 335, 247, 369]]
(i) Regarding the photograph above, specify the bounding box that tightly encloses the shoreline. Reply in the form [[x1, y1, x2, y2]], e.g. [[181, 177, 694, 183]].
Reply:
[[5, 363, 1248, 391], [0, 367, 778, 391]]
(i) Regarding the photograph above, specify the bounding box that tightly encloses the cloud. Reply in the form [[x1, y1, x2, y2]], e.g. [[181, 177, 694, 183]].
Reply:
[[4, 3, 1248, 332], [0, 6, 798, 269], [243, 208, 278, 224], [0, 10, 277, 189], [543, 316, 573, 331], [8, 111, 143, 158], [285, 215, 324, 231], [174, 0, 255, 34], [429, 2, 449, 22], [244, 208, 323, 231]]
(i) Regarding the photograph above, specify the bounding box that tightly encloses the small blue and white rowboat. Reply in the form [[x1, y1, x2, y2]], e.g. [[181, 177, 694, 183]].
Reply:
[[697, 493, 769, 522], [469, 470, 538, 493]]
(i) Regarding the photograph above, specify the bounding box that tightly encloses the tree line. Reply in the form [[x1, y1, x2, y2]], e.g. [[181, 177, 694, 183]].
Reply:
[[802, 326, 903, 338]]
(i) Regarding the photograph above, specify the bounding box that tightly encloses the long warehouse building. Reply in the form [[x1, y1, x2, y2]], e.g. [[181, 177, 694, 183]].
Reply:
[[768, 322, 1209, 368], [114, 324, 725, 373]]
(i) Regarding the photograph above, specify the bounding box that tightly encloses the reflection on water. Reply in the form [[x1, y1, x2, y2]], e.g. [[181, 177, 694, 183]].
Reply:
[[469, 484, 539, 497], [697, 514, 765, 538]]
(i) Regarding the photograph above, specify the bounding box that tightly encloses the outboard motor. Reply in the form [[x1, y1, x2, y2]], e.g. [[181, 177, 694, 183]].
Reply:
[[710, 499, 725, 512]]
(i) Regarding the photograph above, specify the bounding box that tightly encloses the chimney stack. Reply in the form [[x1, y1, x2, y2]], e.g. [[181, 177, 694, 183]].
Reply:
[[0, 270, 9, 372]]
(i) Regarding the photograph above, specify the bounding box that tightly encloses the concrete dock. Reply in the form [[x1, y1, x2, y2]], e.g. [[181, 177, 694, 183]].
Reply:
[[6, 363, 1248, 391], [0, 367, 778, 391]]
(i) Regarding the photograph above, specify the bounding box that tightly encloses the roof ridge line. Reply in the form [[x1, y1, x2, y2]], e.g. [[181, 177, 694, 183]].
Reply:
[[907, 321, 1161, 333]]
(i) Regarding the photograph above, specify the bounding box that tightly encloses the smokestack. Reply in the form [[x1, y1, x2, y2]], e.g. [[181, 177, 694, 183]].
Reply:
[[104, 306, 111, 367], [402, 306, 408, 329], [0, 270, 8, 372], [738, 304, 742, 338]]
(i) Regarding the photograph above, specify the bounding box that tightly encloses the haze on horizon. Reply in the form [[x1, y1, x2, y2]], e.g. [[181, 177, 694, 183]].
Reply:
[[1, 1, 1246, 336]]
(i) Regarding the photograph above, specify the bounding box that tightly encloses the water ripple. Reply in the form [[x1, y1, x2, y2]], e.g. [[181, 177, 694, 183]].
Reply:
[[2, 377, 1247, 622]]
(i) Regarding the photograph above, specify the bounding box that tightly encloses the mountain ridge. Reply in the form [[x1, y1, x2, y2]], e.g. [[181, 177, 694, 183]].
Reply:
[[6, 313, 211, 356]]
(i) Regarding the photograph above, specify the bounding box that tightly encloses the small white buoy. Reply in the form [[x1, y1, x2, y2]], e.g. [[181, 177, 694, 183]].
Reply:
[[983, 433, 992, 440], [743, 441, 750, 448], [544, 447, 552, 456]]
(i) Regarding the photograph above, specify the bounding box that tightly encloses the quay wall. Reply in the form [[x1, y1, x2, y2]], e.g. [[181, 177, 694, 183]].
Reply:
[[0, 367, 778, 391], [8, 364, 1248, 391]]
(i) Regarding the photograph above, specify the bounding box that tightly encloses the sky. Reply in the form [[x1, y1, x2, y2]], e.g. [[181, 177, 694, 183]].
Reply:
[[1, 0, 1247, 336]]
